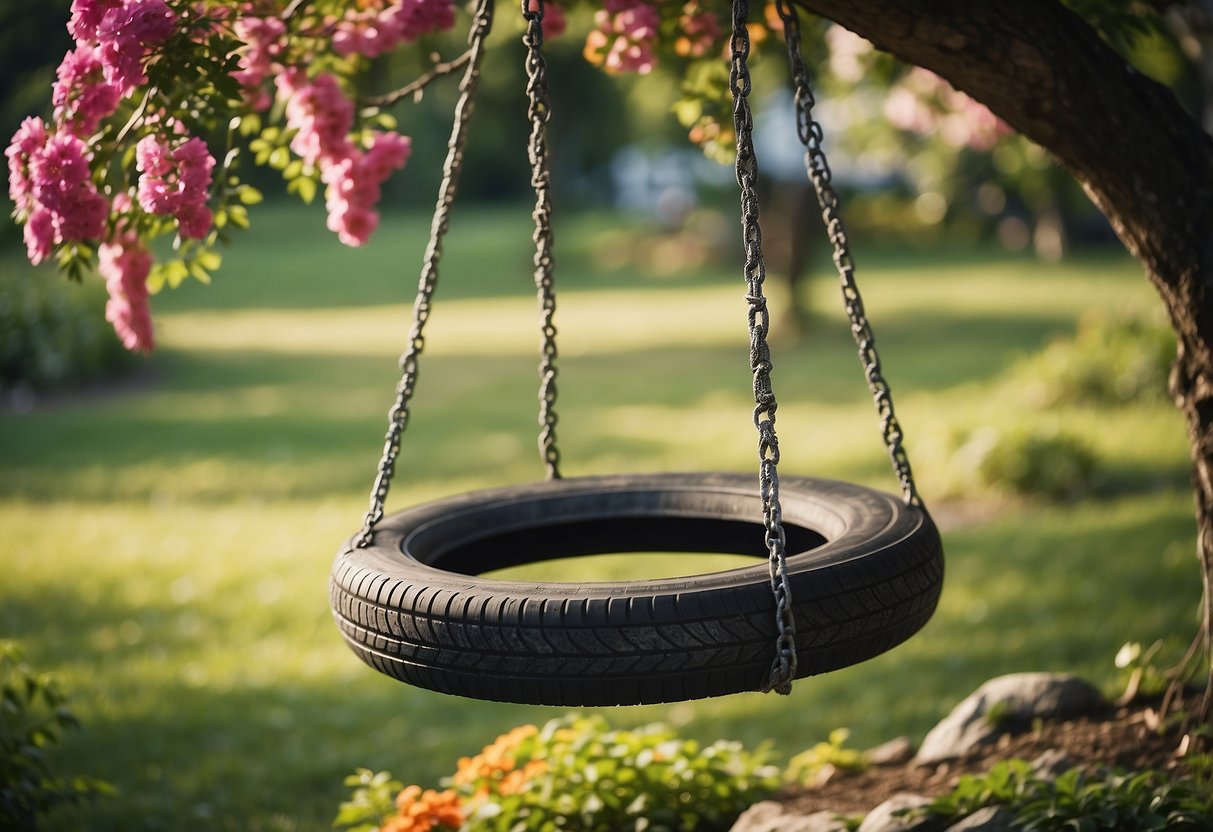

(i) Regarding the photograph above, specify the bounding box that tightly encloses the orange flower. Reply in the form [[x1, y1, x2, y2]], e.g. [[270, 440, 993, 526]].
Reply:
[[453, 725, 539, 787], [381, 786, 463, 832]]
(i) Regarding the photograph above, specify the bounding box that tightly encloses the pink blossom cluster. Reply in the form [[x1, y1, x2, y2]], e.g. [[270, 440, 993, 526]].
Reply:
[[99, 226, 156, 352], [68, 0, 177, 94], [6, 119, 109, 265], [331, 0, 458, 58], [584, 0, 660, 74], [135, 134, 216, 239], [674, 1, 721, 59], [323, 132, 411, 246], [52, 46, 124, 137], [884, 67, 1009, 152], [278, 69, 411, 246], [233, 14, 287, 111]]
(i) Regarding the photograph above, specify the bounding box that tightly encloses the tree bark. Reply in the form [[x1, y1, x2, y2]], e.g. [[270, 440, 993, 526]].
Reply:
[[791, 0, 1213, 714]]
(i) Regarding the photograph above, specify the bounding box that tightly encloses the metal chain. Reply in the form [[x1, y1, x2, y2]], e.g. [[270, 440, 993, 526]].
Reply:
[[729, 0, 797, 695], [773, 0, 921, 508], [522, 0, 561, 480], [355, 0, 495, 548]]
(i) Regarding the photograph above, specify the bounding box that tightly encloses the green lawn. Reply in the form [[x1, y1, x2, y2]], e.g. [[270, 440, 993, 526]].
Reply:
[[0, 203, 1200, 831]]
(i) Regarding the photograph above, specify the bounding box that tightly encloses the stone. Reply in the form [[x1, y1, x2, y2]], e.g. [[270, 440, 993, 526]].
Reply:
[[730, 801, 851, 832], [1029, 748, 1076, 779], [855, 793, 943, 832], [943, 806, 1017, 831], [915, 673, 1103, 764], [867, 735, 915, 766]]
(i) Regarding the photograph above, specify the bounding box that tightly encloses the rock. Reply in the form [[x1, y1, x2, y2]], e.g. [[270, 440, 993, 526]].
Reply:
[[1029, 748, 1076, 779], [943, 806, 1017, 831], [867, 736, 915, 766], [855, 793, 943, 832], [730, 801, 850, 832], [915, 673, 1103, 764]]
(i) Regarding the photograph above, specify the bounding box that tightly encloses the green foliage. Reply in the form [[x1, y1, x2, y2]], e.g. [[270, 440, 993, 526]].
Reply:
[[953, 425, 1097, 500], [915, 759, 1213, 831], [333, 769, 405, 832], [0, 641, 113, 830], [1008, 310, 1175, 408], [785, 728, 869, 787], [0, 265, 136, 396], [337, 716, 781, 832]]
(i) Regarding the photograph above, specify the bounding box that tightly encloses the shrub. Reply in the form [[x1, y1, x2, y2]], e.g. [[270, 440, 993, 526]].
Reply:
[[335, 716, 780, 832], [0, 265, 136, 399], [1008, 310, 1175, 407], [0, 641, 113, 829], [785, 728, 868, 787], [953, 425, 1097, 500], [913, 758, 1213, 831]]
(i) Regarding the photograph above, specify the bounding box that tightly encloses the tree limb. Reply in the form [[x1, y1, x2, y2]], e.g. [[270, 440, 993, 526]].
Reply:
[[363, 51, 472, 108]]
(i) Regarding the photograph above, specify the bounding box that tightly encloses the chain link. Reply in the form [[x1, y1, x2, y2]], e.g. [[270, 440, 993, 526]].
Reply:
[[773, 0, 921, 508], [729, 0, 797, 695], [355, 0, 495, 548], [522, 0, 561, 480]]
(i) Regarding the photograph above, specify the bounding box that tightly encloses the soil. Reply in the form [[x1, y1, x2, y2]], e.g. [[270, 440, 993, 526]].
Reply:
[[772, 691, 1209, 818]]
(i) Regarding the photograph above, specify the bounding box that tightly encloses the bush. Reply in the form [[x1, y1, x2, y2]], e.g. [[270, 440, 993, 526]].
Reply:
[[0, 641, 113, 829], [913, 758, 1213, 831], [0, 264, 136, 399], [1009, 310, 1175, 407], [953, 425, 1097, 500], [335, 716, 780, 832]]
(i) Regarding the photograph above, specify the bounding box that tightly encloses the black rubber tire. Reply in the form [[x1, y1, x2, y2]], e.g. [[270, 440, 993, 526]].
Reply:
[[330, 472, 943, 706]]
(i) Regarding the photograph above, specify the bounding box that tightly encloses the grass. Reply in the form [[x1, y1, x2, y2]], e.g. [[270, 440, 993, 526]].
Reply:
[[0, 202, 1200, 831]]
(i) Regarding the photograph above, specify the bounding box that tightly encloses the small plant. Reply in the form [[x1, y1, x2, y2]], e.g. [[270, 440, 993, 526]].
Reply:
[[335, 716, 780, 832], [785, 728, 869, 787], [913, 759, 1213, 831], [0, 641, 113, 829], [953, 424, 1097, 500], [0, 266, 136, 401], [1008, 309, 1175, 407]]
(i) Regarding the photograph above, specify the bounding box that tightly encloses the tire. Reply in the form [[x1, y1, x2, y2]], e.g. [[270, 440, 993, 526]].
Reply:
[[329, 472, 943, 706]]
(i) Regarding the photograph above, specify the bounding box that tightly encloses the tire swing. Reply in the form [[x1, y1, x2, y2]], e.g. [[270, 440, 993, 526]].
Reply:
[[329, 0, 944, 707]]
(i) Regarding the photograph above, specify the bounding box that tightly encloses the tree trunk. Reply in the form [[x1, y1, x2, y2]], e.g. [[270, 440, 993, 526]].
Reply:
[[792, 0, 1213, 714]]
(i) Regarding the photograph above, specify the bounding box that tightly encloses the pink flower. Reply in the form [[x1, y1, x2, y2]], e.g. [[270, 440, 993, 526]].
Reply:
[[585, 0, 659, 75], [68, 0, 123, 43], [24, 208, 56, 265], [278, 70, 356, 167], [385, 0, 457, 43], [71, 0, 177, 93], [321, 132, 411, 246], [674, 1, 719, 58], [6, 117, 49, 216], [8, 122, 108, 262], [53, 46, 123, 137], [233, 14, 286, 110], [27, 132, 108, 243], [135, 133, 215, 238], [99, 231, 155, 352]]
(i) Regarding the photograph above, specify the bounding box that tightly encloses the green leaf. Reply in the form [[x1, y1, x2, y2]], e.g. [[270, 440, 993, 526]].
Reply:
[[238, 186, 264, 205]]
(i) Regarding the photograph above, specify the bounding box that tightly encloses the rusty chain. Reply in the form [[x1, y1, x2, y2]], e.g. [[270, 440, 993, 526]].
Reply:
[[774, 0, 921, 508], [356, 0, 495, 547], [729, 0, 797, 695], [522, 0, 562, 480]]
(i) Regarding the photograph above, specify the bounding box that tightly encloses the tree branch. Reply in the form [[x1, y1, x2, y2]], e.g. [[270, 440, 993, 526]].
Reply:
[[363, 51, 472, 108]]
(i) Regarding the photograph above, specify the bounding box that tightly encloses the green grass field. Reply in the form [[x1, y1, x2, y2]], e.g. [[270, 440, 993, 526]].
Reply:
[[0, 203, 1201, 831]]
